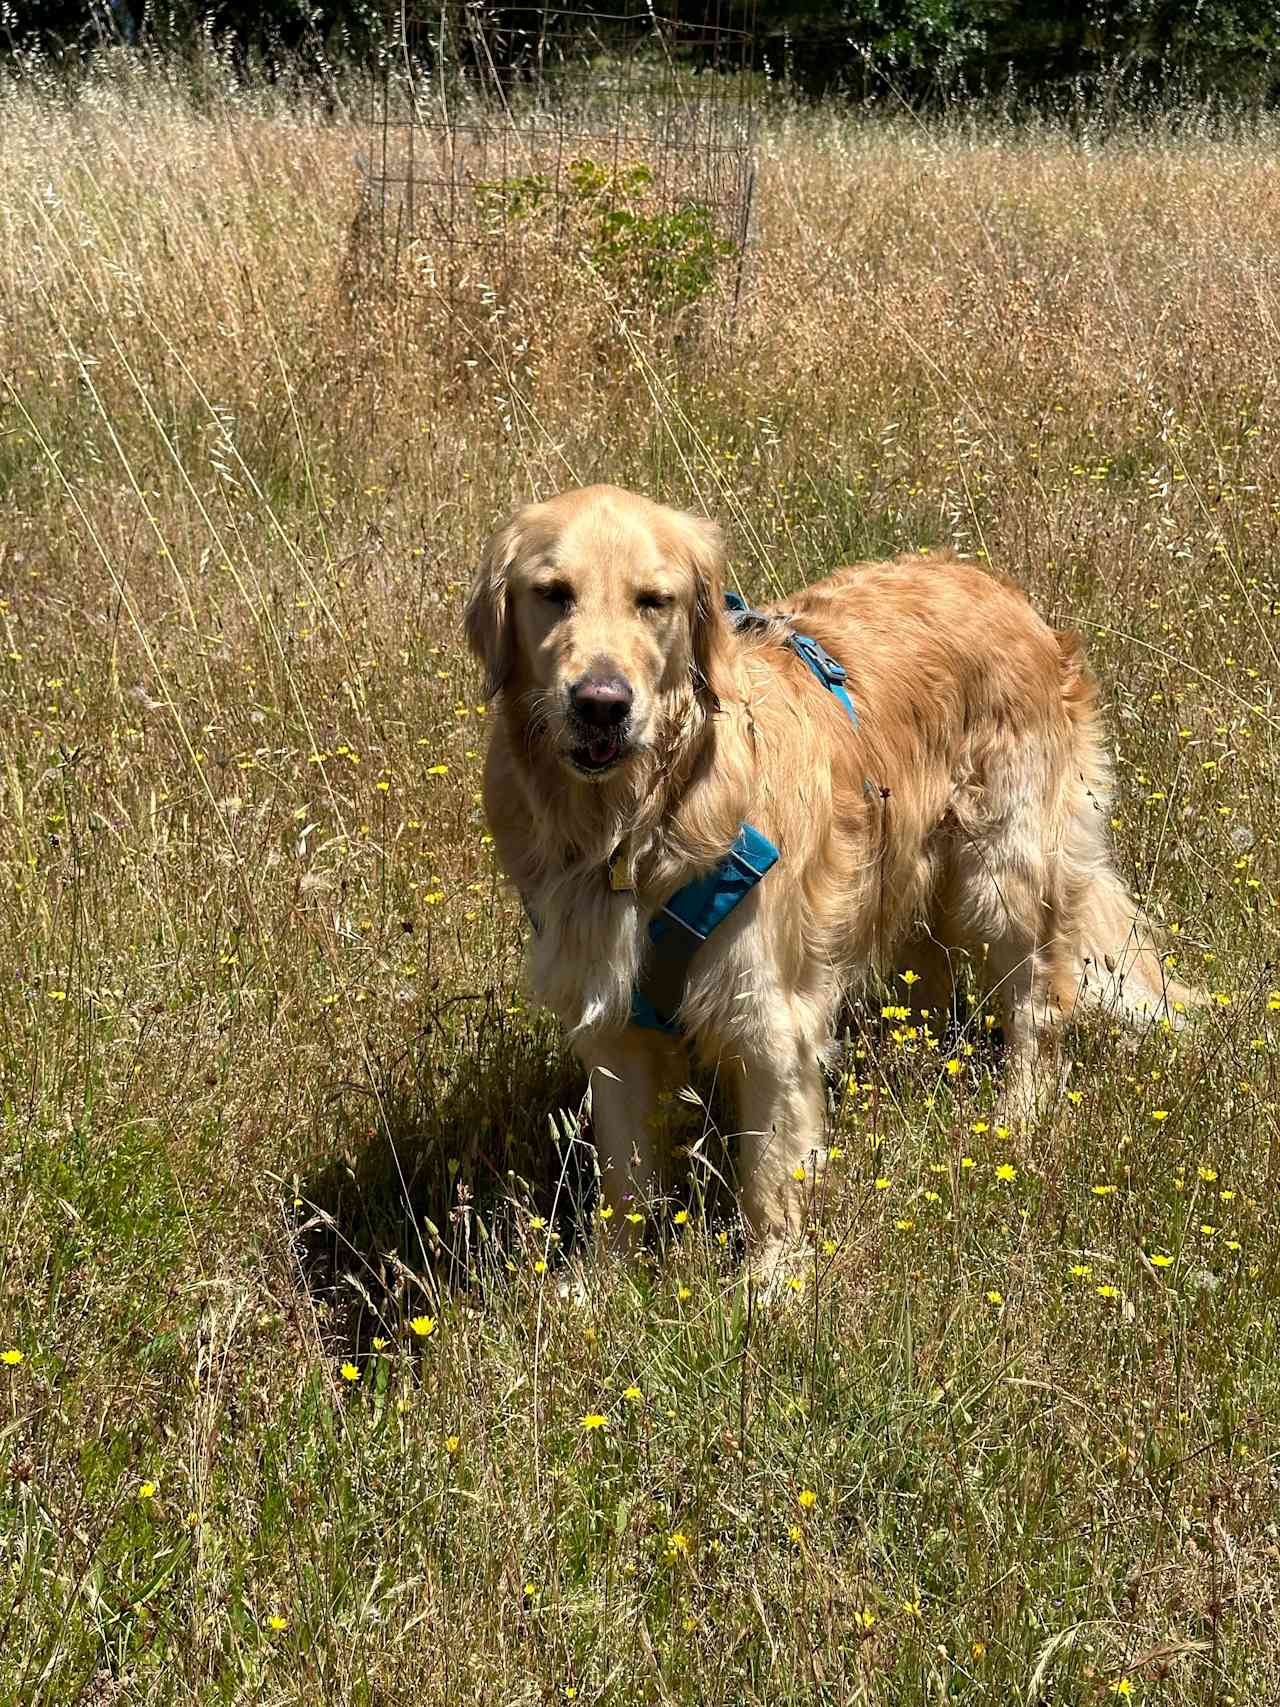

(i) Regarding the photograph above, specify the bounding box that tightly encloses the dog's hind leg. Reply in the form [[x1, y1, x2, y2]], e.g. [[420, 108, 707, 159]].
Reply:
[[938, 815, 1071, 1123], [984, 929, 1072, 1125]]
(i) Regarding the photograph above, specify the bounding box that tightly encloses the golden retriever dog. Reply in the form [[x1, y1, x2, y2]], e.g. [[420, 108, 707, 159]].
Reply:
[[465, 484, 1191, 1272]]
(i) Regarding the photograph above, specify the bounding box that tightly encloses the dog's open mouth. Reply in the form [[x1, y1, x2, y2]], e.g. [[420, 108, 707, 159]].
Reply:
[[568, 729, 626, 775]]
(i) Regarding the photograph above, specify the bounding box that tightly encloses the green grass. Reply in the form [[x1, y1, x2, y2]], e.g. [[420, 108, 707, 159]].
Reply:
[[0, 50, 1278, 1706]]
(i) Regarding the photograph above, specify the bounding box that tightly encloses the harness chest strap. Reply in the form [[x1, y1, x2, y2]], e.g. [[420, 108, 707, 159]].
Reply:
[[630, 823, 779, 1034]]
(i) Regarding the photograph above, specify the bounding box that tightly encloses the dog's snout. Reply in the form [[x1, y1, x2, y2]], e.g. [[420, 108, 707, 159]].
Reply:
[[569, 671, 633, 727]]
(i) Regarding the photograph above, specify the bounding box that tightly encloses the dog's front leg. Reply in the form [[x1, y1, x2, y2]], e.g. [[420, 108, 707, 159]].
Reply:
[[732, 1021, 827, 1280], [577, 1028, 678, 1241]]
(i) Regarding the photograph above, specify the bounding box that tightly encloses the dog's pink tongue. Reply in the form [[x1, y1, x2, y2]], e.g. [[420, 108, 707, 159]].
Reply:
[[588, 732, 619, 765]]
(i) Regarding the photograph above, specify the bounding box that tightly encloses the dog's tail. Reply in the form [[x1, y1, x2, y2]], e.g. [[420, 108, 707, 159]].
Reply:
[[1052, 629, 1200, 1025]]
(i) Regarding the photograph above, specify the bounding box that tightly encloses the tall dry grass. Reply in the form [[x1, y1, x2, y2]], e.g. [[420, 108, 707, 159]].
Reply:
[[1, 53, 1278, 1705]]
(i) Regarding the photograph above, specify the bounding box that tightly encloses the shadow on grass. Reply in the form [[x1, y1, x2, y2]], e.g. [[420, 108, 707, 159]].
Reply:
[[294, 996, 593, 1349]]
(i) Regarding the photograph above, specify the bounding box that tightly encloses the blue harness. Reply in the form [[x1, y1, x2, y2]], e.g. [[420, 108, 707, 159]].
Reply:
[[628, 595, 858, 1034]]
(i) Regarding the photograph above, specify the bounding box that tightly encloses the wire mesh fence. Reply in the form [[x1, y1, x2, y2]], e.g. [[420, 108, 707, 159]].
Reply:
[[356, 4, 758, 320]]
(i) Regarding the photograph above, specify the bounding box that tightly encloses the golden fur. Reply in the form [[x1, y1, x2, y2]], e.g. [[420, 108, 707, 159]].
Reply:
[[466, 485, 1192, 1265]]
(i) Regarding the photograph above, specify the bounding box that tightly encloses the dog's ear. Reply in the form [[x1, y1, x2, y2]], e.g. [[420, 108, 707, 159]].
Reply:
[[465, 515, 521, 698], [677, 511, 736, 711]]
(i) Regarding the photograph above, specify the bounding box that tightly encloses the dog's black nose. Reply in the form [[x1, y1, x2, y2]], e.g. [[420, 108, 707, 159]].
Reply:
[[570, 672, 633, 727]]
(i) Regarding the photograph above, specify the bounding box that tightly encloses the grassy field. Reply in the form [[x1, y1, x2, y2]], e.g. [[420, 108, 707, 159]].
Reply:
[[1, 53, 1279, 1705]]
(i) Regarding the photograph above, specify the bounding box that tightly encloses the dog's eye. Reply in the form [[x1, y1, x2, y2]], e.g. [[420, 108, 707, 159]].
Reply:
[[636, 591, 672, 614], [536, 583, 574, 612]]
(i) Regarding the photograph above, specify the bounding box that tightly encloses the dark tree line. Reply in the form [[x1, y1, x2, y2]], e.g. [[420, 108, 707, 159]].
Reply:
[[754, 0, 1280, 102], [9, 1, 1280, 105], [7, 3, 385, 59]]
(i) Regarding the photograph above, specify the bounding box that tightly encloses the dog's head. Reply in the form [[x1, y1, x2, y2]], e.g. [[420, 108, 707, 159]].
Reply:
[[465, 485, 735, 783]]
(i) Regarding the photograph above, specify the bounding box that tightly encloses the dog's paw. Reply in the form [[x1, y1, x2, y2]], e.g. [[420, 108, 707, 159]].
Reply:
[[999, 1054, 1071, 1129], [746, 1233, 812, 1305]]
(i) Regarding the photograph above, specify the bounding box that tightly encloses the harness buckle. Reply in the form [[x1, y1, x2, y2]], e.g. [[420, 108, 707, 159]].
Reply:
[[788, 631, 847, 687], [724, 589, 768, 633]]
